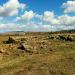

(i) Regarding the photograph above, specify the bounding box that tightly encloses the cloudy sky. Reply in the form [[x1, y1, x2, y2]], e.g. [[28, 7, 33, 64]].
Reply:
[[0, 0, 75, 32]]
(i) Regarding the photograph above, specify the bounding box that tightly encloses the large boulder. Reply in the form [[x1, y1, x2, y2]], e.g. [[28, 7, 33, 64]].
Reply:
[[19, 42, 26, 50], [18, 42, 33, 53], [58, 35, 67, 41], [58, 35, 75, 41], [48, 35, 55, 39], [66, 35, 75, 41], [48, 34, 75, 42], [4, 37, 16, 44]]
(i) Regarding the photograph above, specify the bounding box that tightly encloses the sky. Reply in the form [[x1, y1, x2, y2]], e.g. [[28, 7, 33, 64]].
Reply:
[[0, 0, 75, 32]]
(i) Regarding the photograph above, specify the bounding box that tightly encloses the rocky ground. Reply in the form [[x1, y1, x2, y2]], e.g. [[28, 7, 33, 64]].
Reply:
[[0, 32, 75, 75]]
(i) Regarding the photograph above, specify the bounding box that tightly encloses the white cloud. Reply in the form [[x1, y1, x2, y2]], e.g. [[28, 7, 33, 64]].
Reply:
[[0, 0, 26, 17], [40, 11, 60, 25], [0, 0, 75, 32], [6, 10, 75, 32], [15, 10, 35, 21], [0, 22, 52, 32], [1, 13, 75, 32], [62, 1, 75, 13], [36, 11, 75, 27], [43, 11, 54, 21], [58, 15, 75, 26], [20, 3, 26, 10], [44, 11, 54, 18], [22, 11, 35, 20]]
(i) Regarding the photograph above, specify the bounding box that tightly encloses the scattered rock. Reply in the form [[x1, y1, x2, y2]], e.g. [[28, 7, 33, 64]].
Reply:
[[4, 37, 16, 44], [0, 49, 4, 53], [58, 35, 67, 41], [66, 35, 75, 41], [18, 42, 26, 50], [18, 42, 33, 53], [48, 34, 75, 42], [20, 38, 27, 41], [48, 35, 55, 39]]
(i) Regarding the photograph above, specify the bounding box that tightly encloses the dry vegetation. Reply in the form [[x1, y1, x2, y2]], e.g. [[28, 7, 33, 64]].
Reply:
[[0, 32, 75, 75]]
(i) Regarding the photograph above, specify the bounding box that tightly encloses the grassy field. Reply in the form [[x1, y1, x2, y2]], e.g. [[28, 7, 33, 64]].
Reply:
[[0, 32, 75, 75]]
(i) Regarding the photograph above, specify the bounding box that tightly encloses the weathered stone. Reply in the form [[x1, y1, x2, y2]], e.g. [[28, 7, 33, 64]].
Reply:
[[4, 37, 16, 44], [0, 49, 5, 53], [58, 35, 67, 41], [66, 35, 75, 41], [48, 35, 55, 39]]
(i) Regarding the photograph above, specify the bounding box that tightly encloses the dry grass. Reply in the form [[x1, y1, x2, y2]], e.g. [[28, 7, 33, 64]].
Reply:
[[0, 32, 75, 75]]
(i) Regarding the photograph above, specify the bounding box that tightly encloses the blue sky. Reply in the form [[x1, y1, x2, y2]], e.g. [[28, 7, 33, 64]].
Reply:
[[0, 0, 75, 32], [19, 0, 67, 15], [20, 0, 61, 14]]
